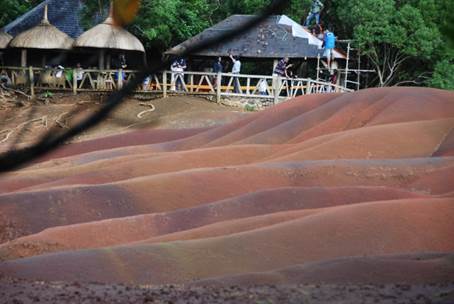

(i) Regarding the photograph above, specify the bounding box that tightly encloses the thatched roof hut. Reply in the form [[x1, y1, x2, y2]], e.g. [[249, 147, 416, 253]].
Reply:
[[74, 16, 144, 52], [9, 5, 74, 66], [167, 15, 345, 60], [74, 3, 145, 69], [0, 31, 13, 49]]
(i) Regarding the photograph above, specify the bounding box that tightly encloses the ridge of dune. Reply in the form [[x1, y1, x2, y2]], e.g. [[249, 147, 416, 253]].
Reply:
[[0, 208, 322, 261], [0, 186, 425, 248], [231, 88, 454, 146], [0, 144, 283, 193], [191, 252, 454, 286], [1, 157, 451, 242], [265, 118, 454, 162], [6, 117, 452, 194], [35, 127, 210, 163], [0, 197, 452, 285]]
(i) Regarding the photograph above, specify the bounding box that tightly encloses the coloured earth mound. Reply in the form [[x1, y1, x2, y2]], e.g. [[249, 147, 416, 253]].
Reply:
[[0, 87, 453, 302]]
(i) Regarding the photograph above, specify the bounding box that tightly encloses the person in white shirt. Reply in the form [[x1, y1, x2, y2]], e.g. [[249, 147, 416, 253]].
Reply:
[[75, 63, 84, 79], [257, 79, 268, 96], [229, 54, 241, 93]]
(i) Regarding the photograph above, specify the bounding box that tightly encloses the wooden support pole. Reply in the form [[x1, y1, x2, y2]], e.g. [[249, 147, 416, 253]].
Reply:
[[99, 50, 105, 69], [28, 66, 34, 98], [41, 54, 47, 68], [216, 72, 221, 103], [106, 53, 111, 69], [72, 69, 77, 95], [345, 42, 351, 89], [316, 54, 320, 82], [21, 49, 27, 67], [162, 71, 167, 98], [143, 53, 148, 68]]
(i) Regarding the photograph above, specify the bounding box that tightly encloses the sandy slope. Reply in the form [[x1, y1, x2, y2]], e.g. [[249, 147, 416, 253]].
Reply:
[[0, 87, 453, 287], [1, 198, 453, 284]]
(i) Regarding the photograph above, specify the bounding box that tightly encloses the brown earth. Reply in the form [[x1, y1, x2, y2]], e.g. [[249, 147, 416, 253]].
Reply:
[[0, 87, 453, 302]]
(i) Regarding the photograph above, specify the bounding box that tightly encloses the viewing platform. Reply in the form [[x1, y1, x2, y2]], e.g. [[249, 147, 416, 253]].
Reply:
[[0, 67, 353, 104]]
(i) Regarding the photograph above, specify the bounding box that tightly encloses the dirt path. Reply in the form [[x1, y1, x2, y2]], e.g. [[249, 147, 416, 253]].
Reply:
[[1, 277, 452, 304], [0, 93, 247, 146]]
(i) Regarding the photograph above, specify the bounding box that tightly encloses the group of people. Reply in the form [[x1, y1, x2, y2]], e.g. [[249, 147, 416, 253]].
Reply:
[[165, 0, 337, 94], [304, 0, 337, 72], [169, 54, 242, 93]]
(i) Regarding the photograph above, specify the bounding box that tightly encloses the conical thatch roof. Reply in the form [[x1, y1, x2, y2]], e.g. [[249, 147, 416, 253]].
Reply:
[[9, 5, 74, 50], [4, 0, 83, 39], [0, 31, 12, 49], [74, 10, 145, 53]]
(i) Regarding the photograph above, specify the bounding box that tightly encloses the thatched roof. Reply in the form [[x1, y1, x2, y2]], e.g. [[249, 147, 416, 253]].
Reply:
[[9, 6, 74, 50], [167, 15, 346, 59], [74, 11, 145, 53], [0, 31, 12, 49], [4, 0, 83, 39]]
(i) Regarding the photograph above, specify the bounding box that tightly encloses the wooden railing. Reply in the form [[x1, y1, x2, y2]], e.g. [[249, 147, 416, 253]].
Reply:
[[0, 67, 353, 102]]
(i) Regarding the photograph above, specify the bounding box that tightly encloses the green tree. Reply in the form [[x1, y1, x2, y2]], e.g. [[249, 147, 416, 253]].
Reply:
[[335, 0, 442, 87], [431, 59, 454, 90], [133, 0, 210, 51], [0, 0, 35, 28]]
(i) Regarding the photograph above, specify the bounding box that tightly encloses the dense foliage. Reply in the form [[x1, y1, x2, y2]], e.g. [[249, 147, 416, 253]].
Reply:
[[0, 0, 41, 27], [1, 0, 452, 89]]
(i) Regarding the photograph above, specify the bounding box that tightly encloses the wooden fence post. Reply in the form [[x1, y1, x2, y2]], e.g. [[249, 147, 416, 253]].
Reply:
[[273, 75, 279, 104], [216, 72, 221, 103], [162, 71, 167, 98], [28, 66, 34, 98]]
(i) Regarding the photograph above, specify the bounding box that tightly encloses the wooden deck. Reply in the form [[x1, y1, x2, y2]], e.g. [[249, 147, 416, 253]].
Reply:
[[0, 67, 353, 103]]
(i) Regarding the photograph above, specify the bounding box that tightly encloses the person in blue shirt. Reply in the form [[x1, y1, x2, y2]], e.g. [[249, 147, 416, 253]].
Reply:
[[212, 57, 223, 89], [304, 0, 324, 27], [213, 57, 223, 73], [322, 29, 336, 69]]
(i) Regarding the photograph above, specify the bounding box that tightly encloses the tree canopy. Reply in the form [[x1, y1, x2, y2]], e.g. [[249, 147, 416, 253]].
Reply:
[[1, 0, 453, 89]]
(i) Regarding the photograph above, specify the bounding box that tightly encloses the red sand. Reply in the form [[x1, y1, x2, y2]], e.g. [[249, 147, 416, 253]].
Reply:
[[1, 198, 453, 284], [0, 87, 453, 287], [192, 252, 454, 285]]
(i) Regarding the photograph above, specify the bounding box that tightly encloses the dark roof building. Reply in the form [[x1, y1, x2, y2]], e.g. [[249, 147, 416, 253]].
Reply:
[[167, 15, 345, 60], [4, 0, 84, 39]]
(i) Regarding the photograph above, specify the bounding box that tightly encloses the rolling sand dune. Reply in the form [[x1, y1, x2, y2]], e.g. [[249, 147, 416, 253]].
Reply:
[[192, 252, 454, 285], [36, 128, 209, 163], [0, 87, 453, 291], [1, 158, 452, 242], [0, 198, 453, 284], [0, 186, 427, 260]]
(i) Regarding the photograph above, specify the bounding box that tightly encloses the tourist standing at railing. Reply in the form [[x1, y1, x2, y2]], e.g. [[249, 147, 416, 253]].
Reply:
[[75, 63, 84, 87], [257, 79, 268, 96], [229, 54, 241, 93], [273, 57, 293, 95], [171, 58, 187, 92], [273, 57, 293, 77], [212, 57, 223, 89], [304, 0, 324, 26]]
